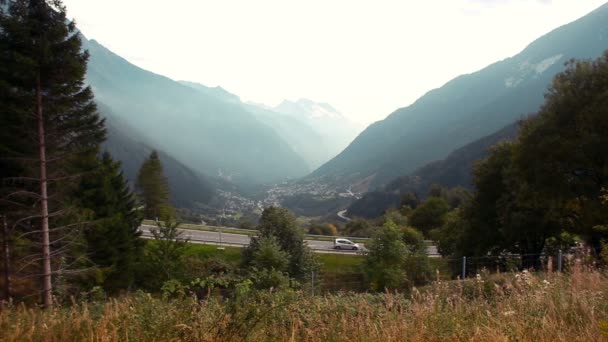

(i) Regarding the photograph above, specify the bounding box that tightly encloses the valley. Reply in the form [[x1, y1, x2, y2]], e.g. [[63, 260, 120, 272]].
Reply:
[[2, 2, 608, 339]]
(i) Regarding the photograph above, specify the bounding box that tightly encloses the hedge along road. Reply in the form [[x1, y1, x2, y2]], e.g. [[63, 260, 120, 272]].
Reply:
[[139, 225, 440, 256]]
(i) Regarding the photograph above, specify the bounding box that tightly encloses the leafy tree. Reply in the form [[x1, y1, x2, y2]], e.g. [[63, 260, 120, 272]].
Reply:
[[343, 218, 374, 237], [0, 0, 105, 308], [440, 142, 561, 265], [250, 236, 289, 271], [364, 220, 408, 291], [401, 226, 426, 254], [427, 184, 443, 198], [443, 187, 472, 209], [136, 151, 173, 221], [409, 197, 450, 236], [242, 207, 317, 280], [145, 220, 187, 286], [248, 236, 291, 289], [442, 53, 608, 262], [436, 209, 467, 257], [378, 208, 409, 228], [514, 54, 608, 248], [77, 152, 143, 292], [399, 192, 420, 211], [308, 224, 338, 236]]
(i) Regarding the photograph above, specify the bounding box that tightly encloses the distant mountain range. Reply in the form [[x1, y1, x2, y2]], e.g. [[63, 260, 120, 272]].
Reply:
[[84, 38, 313, 188], [81, 36, 359, 208], [178, 82, 355, 171], [274, 99, 361, 162], [312, 3, 608, 191]]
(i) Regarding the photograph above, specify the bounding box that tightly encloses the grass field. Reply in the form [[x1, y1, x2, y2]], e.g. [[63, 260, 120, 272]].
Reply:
[[183, 244, 243, 264], [3, 269, 606, 341]]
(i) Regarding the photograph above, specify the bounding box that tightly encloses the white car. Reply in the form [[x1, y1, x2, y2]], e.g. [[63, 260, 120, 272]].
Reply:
[[333, 238, 360, 250]]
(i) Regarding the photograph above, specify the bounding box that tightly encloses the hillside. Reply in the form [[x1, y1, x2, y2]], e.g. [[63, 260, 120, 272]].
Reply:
[[347, 121, 520, 218], [83, 39, 309, 185], [179, 82, 332, 170], [99, 103, 215, 208], [313, 3, 608, 189]]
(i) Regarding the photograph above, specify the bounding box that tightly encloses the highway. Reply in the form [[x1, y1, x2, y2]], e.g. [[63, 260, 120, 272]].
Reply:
[[139, 225, 440, 256], [139, 225, 364, 255]]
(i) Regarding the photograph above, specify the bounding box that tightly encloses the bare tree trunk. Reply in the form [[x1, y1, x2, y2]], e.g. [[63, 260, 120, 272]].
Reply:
[[2, 215, 11, 300], [37, 74, 52, 309]]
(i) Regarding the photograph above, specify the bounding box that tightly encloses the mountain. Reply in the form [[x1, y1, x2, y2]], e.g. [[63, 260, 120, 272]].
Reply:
[[99, 103, 215, 208], [313, 3, 608, 189], [385, 121, 519, 194], [179, 82, 331, 170], [347, 121, 520, 218], [83, 38, 309, 186], [274, 99, 361, 160], [178, 81, 241, 103]]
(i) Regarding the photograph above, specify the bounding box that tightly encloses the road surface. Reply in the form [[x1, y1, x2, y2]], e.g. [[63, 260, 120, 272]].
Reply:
[[139, 225, 440, 256], [140, 225, 363, 254], [337, 210, 352, 222]]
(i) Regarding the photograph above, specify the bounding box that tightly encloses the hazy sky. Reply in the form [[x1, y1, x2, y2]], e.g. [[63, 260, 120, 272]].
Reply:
[[62, 0, 606, 126]]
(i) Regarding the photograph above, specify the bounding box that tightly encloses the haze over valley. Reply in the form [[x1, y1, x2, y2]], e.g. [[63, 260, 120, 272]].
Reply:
[[69, 3, 608, 226]]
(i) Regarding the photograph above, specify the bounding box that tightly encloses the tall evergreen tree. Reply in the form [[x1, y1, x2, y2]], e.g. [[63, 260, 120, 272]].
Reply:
[[136, 151, 173, 220], [77, 152, 143, 292], [0, 0, 105, 308]]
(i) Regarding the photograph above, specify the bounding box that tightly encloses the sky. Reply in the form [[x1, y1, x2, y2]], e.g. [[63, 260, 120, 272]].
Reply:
[[62, 0, 607, 126]]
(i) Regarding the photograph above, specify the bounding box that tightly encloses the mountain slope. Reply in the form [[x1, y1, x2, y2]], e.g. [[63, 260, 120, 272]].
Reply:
[[99, 103, 215, 208], [313, 3, 608, 188], [83, 39, 309, 185], [179, 81, 331, 170], [347, 121, 520, 218]]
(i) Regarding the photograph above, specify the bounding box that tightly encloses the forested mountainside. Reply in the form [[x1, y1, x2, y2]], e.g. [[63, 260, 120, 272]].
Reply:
[[347, 121, 519, 218]]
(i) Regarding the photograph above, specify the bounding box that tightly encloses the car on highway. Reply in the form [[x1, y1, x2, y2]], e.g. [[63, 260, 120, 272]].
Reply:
[[333, 238, 360, 250]]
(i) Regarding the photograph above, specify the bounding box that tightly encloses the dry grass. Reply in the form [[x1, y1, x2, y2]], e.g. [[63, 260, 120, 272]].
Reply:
[[1, 267, 607, 341]]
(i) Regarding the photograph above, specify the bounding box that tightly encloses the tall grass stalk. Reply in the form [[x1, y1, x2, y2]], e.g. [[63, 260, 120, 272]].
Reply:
[[1, 270, 607, 341]]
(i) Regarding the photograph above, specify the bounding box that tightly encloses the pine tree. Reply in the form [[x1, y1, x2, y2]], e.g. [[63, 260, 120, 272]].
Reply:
[[0, 0, 105, 308], [77, 152, 143, 292], [136, 151, 173, 220]]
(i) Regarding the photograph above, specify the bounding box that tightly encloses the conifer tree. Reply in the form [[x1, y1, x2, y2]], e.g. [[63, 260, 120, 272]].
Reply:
[[77, 153, 143, 292], [136, 151, 173, 220], [0, 0, 105, 308]]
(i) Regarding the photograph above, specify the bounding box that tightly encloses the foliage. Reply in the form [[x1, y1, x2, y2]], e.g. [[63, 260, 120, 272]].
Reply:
[[342, 218, 375, 237], [144, 220, 188, 287], [250, 236, 289, 271], [438, 53, 608, 261], [242, 207, 318, 280], [0, 0, 106, 305], [363, 220, 409, 291], [2, 271, 607, 341], [409, 197, 450, 236], [77, 152, 143, 292], [377, 208, 409, 228], [307, 223, 338, 236], [514, 54, 608, 247], [401, 226, 426, 254], [136, 151, 173, 221]]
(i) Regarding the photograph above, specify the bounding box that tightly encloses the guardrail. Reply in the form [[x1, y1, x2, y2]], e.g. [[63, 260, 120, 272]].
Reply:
[[139, 231, 365, 254], [141, 221, 439, 252]]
